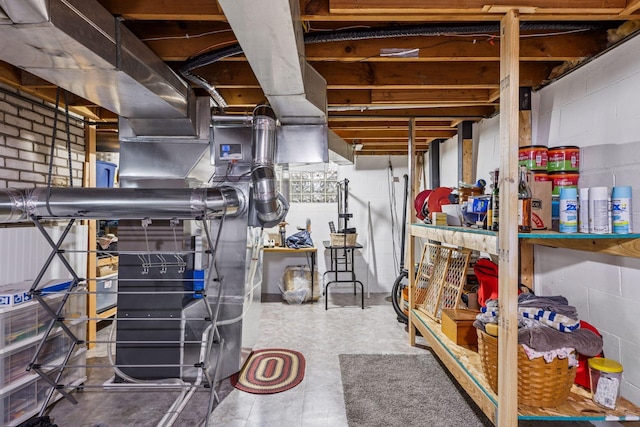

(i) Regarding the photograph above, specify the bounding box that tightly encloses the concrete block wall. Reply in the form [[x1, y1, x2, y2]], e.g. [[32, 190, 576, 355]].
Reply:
[[0, 82, 86, 189], [475, 33, 640, 405]]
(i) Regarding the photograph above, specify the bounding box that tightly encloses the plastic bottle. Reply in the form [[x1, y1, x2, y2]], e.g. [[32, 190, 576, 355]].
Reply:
[[559, 187, 578, 233], [486, 171, 496, 230], [491, 169, 500, 231], [518, 166, 532, 233]]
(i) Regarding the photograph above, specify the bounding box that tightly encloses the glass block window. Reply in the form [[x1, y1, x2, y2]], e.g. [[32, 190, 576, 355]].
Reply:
[[288, 167, 338, 203]]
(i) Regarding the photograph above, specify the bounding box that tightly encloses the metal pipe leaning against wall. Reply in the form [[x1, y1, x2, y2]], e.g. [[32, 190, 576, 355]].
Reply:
[[0, 187, 243, 223]]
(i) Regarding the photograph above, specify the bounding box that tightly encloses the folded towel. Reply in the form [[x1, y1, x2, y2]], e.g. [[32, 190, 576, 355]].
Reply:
[[518, 324, 603, 356]]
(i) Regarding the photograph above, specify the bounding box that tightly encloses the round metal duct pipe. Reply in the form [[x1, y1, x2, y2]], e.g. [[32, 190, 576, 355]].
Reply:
[[0, 187, 243, 223], [251, 104, 288, 227]]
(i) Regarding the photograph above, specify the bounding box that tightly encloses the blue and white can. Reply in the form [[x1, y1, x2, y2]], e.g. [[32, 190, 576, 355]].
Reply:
[[559, 187, 578, 233], [612, 186, 632, 234]]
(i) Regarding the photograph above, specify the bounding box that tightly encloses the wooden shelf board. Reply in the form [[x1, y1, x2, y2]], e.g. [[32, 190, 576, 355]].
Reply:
[[411, 224, 499, 255], [412, 309, 640, 422], [411, 223, 640, 258], [412, 309, 498, 424]]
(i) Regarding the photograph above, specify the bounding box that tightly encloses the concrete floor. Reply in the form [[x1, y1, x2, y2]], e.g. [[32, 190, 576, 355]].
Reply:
[[47, 293, 425, 426], [45, 293, 621, 426]]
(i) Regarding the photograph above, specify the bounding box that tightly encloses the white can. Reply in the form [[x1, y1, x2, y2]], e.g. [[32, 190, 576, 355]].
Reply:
[[612, 186, 632, 234], [589, 186, 609, 234], [579, 188, 589, 233]]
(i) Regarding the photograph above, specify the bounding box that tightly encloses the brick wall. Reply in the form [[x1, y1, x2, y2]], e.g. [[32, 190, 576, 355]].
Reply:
[[0, 82, 86, 189]]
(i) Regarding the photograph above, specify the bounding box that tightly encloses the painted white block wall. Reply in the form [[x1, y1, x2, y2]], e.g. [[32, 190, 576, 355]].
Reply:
[[475, 34, 640, 405], [0, 225, 88, 285], [262, 156, 409, 298], [439, 137, 459, 187]]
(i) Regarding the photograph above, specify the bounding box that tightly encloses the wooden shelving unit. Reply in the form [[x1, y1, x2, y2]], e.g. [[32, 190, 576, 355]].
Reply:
[[408, 223, 640, 423]]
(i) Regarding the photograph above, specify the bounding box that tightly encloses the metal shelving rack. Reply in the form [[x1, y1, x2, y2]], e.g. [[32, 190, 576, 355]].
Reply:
[[24, 213, 228, 426]]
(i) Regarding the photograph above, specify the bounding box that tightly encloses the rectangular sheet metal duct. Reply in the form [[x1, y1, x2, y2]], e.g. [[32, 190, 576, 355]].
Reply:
[[0, 0, 198, 137], [218, 0, 353, 163], [218, 0, 326, 124]]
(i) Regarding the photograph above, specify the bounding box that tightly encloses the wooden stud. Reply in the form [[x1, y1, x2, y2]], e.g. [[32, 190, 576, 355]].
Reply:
[[84, 125, 98, 350], [497, 9, 520, 427], [408, 118, 417, 346]]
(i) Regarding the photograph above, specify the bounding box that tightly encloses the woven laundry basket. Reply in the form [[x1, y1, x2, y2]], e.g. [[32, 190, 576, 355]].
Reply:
[[477, 329, 576, 407]]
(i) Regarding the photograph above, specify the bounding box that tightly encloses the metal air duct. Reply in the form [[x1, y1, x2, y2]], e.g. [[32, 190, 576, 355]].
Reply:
[[218, 0, 325, 124], [0, 187, 243, 223], [217, 0, 353, 163], [0, 0, 200, 137], [251, 105, 288, 227]]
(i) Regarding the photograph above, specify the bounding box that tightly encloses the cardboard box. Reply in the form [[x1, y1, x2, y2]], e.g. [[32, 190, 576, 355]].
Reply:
[[430, 212, 447, 226], [441, 309, 480, 351], [530, 180, 552, 230]]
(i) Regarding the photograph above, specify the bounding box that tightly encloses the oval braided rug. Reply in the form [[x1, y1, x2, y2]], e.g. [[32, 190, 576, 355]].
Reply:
[[230, 348, 305, 394]]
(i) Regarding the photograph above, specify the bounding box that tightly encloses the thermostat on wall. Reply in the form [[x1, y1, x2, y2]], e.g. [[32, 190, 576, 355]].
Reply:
[[219, 143, 243, 160]]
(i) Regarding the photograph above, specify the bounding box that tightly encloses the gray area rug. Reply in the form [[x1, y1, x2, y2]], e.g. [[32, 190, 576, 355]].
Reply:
[[339, 353, 493, 427]]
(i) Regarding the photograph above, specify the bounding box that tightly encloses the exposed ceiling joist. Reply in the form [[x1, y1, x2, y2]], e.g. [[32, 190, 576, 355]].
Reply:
[[1, 0, 637, 155]]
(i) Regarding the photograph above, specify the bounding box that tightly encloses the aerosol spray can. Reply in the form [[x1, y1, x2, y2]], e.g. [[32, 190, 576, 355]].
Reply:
[[559, 187, 578, 233], [612, 186, 633, 234], [579, 188, 589, 233], [589, 187, 609, 234]]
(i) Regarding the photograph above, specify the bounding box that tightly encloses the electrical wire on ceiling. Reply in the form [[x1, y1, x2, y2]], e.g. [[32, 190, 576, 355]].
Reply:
[[179, 22, 610, 110]]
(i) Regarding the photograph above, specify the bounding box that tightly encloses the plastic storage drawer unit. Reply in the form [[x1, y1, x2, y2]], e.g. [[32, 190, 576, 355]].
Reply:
[[0, 322, 84, 389], [0, 351, 86, 427], [0, 292, 85, 350]]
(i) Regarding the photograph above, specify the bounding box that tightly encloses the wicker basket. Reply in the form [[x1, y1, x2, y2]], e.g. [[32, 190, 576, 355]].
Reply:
[[330, 232, 357, 246], [477, 329, 576, 407]]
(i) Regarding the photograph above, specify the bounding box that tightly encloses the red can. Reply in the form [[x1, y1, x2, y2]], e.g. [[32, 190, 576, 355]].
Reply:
[[532, 172, 550, 182], [548, 146, 580, 172], [549, 172, 579, 196], [519, 145, 548, 171]]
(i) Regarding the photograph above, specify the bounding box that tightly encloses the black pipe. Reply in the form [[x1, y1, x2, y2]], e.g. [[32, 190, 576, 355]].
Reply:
[[399, 174, 409, 271], [179, 22, 609, 101]]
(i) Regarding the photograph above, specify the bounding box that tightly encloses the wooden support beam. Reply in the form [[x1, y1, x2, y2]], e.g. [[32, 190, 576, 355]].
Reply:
[[199, 61, 557, 89], [84, 125, 98, 350], [329, 0, 626, 14], [458, 121, 474, 184], [497, 9, 520, 427], [519, 87, 533, 147]]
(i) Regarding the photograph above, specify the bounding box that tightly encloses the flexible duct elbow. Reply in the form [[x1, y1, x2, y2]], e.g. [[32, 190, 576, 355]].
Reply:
[[251, 105, 289, 227]]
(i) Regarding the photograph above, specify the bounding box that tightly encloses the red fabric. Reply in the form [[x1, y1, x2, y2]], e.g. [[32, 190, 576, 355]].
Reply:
[[473, 258, 499, 307], [473, 258, 527, 307], [575, 320, 603, 390]]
